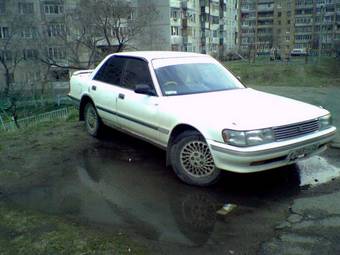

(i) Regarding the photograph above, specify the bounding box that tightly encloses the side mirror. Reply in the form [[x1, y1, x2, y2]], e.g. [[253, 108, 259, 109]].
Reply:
[[135, 84, 156, 96], [236, 76, 241, 81]]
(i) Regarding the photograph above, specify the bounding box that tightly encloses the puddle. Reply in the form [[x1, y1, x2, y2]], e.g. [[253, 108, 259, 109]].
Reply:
[[297, 156, 340, 187], [3, 145, 339, 253]]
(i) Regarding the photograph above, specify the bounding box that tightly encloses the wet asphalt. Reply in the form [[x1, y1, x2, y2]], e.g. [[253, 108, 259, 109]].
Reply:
[[4, 129, 340, 255]]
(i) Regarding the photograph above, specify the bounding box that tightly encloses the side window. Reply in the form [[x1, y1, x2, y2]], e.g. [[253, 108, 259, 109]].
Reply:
[[121, 59, 153, 90], [93, 57, 126, 85]]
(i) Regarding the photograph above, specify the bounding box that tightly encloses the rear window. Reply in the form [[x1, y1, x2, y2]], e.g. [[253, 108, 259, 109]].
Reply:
[[94, 57, 126, 85]]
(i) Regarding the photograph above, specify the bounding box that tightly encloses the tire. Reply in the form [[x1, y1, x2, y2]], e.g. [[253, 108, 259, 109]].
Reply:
[[170, 131, 221, 186], [84, 102, 103, 137]]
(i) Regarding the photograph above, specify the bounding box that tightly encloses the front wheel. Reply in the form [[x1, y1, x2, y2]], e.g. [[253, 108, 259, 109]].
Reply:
[[84, 102, 103, 137], [170, 131, 221, 186]]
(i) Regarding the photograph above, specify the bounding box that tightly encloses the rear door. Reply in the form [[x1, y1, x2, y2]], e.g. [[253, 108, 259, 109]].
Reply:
[[115, 58, 161, 142], [91, 57, 127, 127]]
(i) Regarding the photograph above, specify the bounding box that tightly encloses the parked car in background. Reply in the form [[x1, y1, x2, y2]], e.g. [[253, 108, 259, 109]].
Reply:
[[291, 48, 308, 56], [69, 51, 336, 186]]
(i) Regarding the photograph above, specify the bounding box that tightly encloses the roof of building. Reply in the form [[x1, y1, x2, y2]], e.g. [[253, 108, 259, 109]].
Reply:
[[113, 51, 209, 62]]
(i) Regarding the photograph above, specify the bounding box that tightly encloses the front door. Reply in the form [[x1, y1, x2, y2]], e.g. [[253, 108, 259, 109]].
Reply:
[[116, 58, 160, 143]]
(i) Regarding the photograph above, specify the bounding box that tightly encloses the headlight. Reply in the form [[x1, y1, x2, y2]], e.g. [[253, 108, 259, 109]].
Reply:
[[222, 128, 274, 147], [319, 114, 332, 130]]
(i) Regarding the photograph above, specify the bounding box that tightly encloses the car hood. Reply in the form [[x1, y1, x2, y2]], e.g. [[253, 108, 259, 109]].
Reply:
[[161, 88, 329, 131]]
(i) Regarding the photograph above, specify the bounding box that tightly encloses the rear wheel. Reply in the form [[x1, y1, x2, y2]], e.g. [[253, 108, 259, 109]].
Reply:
[[170, 131, 221, 186], [84, 102, 103, 137]]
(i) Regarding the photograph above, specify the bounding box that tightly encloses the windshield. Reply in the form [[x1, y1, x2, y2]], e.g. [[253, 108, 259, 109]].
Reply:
[[153, 58, 245, 96]]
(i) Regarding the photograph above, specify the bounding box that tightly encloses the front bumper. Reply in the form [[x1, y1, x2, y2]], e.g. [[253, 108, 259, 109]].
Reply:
[[208, 126, 336, 173]]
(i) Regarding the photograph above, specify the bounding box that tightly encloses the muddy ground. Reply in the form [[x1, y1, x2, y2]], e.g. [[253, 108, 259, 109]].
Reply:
[[0, 121, 147, 254], [1, 119, 340, 255]]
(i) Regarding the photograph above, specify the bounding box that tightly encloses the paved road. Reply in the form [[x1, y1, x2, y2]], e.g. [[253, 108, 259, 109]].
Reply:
[[253, 85, 340, 147]]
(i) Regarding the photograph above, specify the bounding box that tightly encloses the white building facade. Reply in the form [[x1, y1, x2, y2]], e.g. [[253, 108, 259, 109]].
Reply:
[[139, 0, 239, 58]]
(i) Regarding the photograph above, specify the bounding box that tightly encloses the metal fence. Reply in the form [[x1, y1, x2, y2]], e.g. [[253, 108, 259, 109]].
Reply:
[[0, 107, 76, 132]]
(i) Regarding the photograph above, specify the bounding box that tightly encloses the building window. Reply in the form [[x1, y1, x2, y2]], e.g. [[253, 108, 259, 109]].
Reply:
[[0, 26, 9, 39], [171, 26, 179, 36], [25, 71, 41, 83], [47, 23, 65, 37], [0, 0, 5, 14], [213, 30, 218, 37], [23, 49, 38, 60], [18, 2, 34, 14], [0, 50, 12, 61], [171, 8, 179, 20], [47, 47, 66, 60], [21, 27, 37, 38], [44, 4, 64, 15]]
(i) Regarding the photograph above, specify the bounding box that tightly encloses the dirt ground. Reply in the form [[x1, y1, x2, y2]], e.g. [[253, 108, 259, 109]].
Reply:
[[0, 121, 148, 254], [1, 117, 340, 255]]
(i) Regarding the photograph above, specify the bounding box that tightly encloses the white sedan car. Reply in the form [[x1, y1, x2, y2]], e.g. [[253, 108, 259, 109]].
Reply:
[[69, 51, 336, 186]]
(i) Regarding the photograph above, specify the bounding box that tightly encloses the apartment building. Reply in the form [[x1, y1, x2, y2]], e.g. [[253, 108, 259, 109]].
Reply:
[[224, 0, 239, 50], [0, 0, 75, 95], [0, 0, 239, 95], [140, 0, 239, 57], [294, 0, 340, 53], [239, 0, 340, 55]]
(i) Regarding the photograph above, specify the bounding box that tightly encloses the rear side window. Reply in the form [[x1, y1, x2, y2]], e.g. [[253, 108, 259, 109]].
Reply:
[[93, 57, 126, 85], [121, 58, 153, 90]]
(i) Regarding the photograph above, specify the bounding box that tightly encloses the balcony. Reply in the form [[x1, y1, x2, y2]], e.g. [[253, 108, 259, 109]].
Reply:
[[211, 9, 219, 17], [241, 23, 251, 27], [211, 23, 219, 30], [241, 7, 251, 12], [212, 37, 219, 44], [257, 15, 274, 20], [170, 0, 181, 8], [171, 35, 183, 45], [257, 5, 274, 12], [170, 18, 181, 26], [181, 0, 195, 10]]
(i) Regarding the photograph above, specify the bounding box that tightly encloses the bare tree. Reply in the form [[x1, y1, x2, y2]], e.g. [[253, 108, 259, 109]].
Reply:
[[0, 14, 25, 97], [38, 9, 101, 71], [0, 8, 41, 127], [39, 0, 158, 71], [85, 0, 158, 53], [246, 26, 257, 63]]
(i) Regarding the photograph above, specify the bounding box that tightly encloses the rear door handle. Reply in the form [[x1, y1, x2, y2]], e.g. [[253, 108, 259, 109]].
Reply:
[[118, 93, 125, 100], [91, 85, 96, 91]]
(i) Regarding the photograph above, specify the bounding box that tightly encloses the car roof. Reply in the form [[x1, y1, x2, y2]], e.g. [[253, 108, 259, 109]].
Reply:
[[112, 51, 209, 62]]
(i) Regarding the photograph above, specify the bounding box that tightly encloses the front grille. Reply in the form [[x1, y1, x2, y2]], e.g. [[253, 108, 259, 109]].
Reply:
[[273, 119, 320, 141]]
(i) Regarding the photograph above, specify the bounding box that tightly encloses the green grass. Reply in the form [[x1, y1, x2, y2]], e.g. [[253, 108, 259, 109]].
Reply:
[[225, 56, 340, 87], [0, 106, 78, 136], [0, 115, 77, 140], [0, 202, 147, 255], [0, 103, 67, 122], [19, 104, 63, 117]]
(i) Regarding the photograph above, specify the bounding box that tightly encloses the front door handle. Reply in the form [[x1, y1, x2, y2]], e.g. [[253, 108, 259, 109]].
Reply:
[[118, 93, 125, 100], [91, 85, 96, 91]]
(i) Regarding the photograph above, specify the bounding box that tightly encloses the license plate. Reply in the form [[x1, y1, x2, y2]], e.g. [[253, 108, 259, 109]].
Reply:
[[288, 144, 319, 161]]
